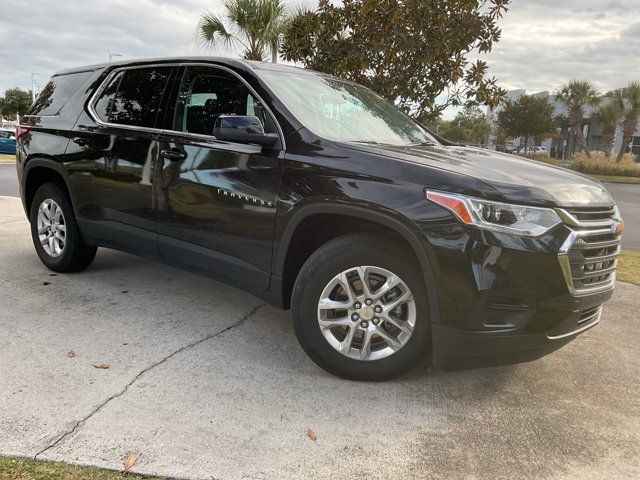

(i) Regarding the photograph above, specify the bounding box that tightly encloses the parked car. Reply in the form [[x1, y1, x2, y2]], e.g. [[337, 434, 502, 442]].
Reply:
[[0, 128, 16, 154], [527, 146, 548, 155], [16, 58, 623, 380], [515, 145, 548, 156]]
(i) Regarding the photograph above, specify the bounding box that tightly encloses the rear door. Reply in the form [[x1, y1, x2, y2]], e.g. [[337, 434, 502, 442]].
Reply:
[[154, 65, 284, 290], [65, 66, 174, 256]]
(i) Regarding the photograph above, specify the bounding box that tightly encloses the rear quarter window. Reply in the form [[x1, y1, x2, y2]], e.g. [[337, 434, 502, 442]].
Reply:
[[28, 71, 93, 116]]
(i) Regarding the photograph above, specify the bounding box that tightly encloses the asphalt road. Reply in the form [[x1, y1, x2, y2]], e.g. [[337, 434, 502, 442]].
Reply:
[[608, 182, 640, 250], [0, 163, 637, 249], [0, 194, 639, 480], [0, 163, 18, 197]]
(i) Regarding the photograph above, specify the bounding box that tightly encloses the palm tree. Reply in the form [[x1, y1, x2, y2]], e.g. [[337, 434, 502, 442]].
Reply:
[[593, 91, 624, 158], [197, 0, 289, 62], [617, 82, 640, 162], [555, 80, 600, 158]]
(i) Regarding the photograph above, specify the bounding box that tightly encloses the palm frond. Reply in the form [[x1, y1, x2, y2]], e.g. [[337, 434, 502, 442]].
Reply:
[[594, 93, 624, 124], [555, 80, 600, 109], [622, 82, 640, 109], [197, 10, 239, 51]]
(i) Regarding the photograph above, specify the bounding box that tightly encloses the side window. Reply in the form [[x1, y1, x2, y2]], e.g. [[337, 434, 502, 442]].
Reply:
[[93, 71, 124, 123], [173, 66, 273, 137], [104, 67, 172, 128]]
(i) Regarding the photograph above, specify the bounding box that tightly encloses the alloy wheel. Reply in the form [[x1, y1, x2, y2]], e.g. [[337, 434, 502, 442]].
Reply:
[[37, 199, 66, 258], [317, 266, 416, 361]]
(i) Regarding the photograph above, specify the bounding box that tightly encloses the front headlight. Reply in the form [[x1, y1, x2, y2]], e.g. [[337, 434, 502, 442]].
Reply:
[[426, 190, 562, 236]]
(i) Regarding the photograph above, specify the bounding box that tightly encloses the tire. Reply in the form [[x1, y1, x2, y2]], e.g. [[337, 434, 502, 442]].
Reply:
[[29, 183, 97, 273], [291, 233, 431, 381]]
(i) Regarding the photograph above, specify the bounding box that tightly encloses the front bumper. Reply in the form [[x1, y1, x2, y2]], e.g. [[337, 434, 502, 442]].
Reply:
[[432, 287, 611, 370], [419, 208, 621, 370]]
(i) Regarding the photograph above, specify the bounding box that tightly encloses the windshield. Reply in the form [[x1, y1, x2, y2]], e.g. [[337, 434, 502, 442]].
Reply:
[[258, 70, 438, 146]]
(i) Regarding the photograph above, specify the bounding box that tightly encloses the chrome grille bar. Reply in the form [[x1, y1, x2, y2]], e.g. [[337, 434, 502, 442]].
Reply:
[[557, 206, 622, 295]]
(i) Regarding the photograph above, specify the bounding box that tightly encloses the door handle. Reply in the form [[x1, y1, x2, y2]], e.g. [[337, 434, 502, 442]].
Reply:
[[160, 149, 187, 162], [72, 137, 90, 147]]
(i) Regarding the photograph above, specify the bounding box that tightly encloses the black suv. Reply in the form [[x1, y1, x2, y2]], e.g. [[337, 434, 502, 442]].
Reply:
[[16, 58, 623, 380]]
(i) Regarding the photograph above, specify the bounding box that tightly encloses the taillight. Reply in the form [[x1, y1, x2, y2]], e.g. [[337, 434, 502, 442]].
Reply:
[[15, 125, 30, 141]]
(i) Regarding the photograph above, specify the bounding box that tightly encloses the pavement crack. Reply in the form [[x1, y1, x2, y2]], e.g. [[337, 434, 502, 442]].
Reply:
[[33, 302, 267, 460]]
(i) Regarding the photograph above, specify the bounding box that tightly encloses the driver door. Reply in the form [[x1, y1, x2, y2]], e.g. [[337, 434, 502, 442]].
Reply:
[[154, 65, 284, 291]]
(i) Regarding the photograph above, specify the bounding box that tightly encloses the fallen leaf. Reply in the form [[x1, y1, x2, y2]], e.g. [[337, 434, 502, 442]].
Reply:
[[123, 452, 138, 471], [93, 363, 109, 369], [306, 428, 317, 442], [66, 351, 76, 358]]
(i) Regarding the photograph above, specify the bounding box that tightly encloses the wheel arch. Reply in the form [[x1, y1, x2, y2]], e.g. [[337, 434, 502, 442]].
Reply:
[[273, 203, 440, 324], [22, 158, 77, 218]]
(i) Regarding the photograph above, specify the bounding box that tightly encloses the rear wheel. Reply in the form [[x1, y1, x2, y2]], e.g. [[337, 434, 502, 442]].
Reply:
[[29, 183, 97, 272], [292, 233, 431, 380]]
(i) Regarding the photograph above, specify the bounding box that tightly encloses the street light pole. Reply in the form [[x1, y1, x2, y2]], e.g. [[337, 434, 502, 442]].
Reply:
[[31, 73, 39, 102], [109, 52, 123, 62]]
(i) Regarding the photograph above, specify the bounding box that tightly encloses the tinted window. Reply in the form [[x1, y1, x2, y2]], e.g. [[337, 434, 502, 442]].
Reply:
[[93, 71, 124, 123], [173, 66, 274, 136], [28, 71, 93, 116], [109, 67, 172, 128]]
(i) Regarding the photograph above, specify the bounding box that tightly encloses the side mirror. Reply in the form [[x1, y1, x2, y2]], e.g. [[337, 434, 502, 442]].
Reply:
[[213, 115, 279, 148]]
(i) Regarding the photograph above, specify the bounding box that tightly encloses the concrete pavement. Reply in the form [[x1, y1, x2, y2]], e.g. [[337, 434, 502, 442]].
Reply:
[[0, 195, 639, 479]]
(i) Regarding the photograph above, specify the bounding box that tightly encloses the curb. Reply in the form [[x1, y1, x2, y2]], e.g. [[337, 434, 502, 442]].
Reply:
[[598, 179, 640, 185]]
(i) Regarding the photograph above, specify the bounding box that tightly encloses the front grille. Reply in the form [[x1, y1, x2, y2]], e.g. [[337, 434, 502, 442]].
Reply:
[[563, 207, 616, 222], [558, 207, 621, 294], [568, 231, 620, 291], [578, 305, 602, 326]]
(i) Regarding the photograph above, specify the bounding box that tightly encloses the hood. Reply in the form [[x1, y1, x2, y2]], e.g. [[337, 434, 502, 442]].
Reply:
[[342, 143, 615, 208]]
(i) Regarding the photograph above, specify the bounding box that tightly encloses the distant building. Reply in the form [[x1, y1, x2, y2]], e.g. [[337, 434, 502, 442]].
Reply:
[[486, 89, 640, 159]]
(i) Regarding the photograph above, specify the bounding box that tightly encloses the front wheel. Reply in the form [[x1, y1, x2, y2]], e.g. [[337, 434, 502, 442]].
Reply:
[[291, 233, 431, 381]]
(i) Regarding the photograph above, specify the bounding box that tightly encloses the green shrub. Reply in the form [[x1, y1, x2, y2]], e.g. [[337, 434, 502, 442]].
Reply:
[[570, 152, 640, 177]]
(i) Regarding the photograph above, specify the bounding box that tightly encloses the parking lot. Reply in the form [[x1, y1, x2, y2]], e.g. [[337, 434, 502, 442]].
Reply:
[[0, 194, 639, 479]]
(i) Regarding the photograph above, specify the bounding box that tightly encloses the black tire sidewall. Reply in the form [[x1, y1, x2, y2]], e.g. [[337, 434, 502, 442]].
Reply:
[[30, 184, 84, 272], [292, 234, 431, 381]]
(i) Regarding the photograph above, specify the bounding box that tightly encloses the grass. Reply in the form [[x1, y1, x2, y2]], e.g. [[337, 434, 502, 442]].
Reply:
[[590, 174, 640, 184], [0, 456, 167, 480], [618, 251, 640, 286]]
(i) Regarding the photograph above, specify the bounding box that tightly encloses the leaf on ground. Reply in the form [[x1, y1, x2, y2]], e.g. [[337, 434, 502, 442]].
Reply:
[[306, 428, 317, 442], [66, 351, 76, 358], [92, 363, 109, 369], [123, 452, 138, 471]]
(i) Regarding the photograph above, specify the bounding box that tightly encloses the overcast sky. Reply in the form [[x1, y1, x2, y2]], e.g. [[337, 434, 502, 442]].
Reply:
[[0, 0, 638, 117]]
